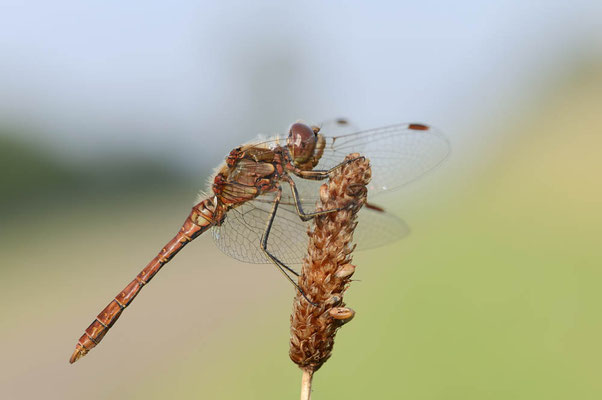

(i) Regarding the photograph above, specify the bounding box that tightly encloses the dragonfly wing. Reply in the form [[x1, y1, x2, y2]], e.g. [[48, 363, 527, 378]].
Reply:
[[317, 123, 450, 197], [213, 192, 410, 265], [212, 122, 443, 264], [212, 193, 310, 265], [258, 123, 449, 204], [278, 174, 324, 211], [315, 118, 359, 136], [354, 206, 410, 251]]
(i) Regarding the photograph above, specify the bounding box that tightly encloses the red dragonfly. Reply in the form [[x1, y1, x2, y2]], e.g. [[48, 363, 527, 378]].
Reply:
[[69, 119, 449, 363]]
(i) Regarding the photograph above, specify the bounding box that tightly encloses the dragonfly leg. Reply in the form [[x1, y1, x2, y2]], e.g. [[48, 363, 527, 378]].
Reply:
[[291, 156, 366, 181], [271, 254, 299, 277], [282, 175, 347, 222], [260, 186, 317, 306]]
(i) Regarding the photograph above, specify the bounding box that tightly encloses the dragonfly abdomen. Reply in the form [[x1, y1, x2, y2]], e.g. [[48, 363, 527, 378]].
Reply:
[[69, 197, 221, 363]]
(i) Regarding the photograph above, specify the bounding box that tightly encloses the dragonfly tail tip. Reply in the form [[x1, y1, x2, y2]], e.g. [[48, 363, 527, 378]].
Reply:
[[69, 345, 87, 364]]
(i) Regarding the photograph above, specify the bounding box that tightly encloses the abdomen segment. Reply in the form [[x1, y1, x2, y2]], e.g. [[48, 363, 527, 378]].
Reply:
[[69, 198, 219, 363]]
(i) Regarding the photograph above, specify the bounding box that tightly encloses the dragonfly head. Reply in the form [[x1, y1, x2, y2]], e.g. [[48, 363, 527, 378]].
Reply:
[[287, 122, 322, 168]]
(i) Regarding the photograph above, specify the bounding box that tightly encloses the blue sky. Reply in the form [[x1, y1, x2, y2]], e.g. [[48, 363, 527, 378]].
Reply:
[[0, 1, 600, 168]]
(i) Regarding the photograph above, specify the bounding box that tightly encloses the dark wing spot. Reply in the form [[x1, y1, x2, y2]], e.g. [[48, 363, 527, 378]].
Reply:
[[408, 123, 429, 131], [365, 202, 385, 212]]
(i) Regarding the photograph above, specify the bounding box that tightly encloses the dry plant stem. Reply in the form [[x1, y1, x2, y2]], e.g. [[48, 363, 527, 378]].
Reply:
[[290, 153, 371, 379], [300, 368, 313, 400]]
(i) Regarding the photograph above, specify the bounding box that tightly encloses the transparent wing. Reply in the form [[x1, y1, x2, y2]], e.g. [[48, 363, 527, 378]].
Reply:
[[248, 122, 449, 205], [212, 193, 309, 265], [315, 117, 359, 136], [316, 123, 450, 196], [356, 206, 410, 250], [212, 121, 444, 264], [212, 194, 409, 265]]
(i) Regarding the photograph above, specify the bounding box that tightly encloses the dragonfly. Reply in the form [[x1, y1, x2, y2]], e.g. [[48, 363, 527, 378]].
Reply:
[[69, 119, 450, 364]]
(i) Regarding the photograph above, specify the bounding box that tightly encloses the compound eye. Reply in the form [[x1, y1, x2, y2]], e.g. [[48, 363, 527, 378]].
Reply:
[[290, 123, 315, 144], [288, 123, 317, 163]]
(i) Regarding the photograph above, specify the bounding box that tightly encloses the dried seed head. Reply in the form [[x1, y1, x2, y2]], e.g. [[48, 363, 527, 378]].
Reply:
[[325, 295, 342, 307], [335, 263, 356, 279], [289, 153, 370, 371], [329, 307, 356, 323]]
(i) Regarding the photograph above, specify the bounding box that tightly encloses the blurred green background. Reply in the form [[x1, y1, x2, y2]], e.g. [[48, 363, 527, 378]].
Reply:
[[1, 2, 601, 399]]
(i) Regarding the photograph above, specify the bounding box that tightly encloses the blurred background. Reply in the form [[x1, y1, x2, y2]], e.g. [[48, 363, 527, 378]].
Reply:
[[1, 1, 601, 399]]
